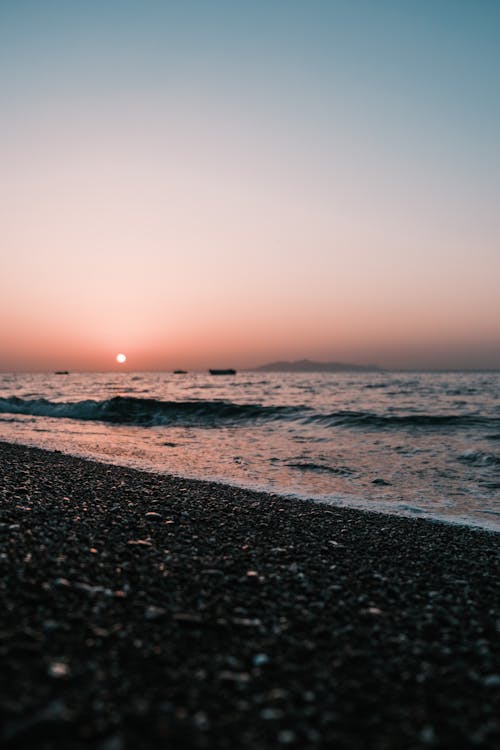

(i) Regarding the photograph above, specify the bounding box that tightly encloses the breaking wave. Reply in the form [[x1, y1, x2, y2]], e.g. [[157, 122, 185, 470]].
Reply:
[[1, 395, 498, 433], [0, 395, 302, 427]]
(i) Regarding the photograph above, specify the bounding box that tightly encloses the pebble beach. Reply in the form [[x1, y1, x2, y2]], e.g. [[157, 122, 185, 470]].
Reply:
[[1, 440, 499, 749]]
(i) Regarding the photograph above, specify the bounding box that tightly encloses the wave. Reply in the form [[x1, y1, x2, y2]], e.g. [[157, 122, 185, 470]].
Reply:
[[0, 395, 302, 427], [1, 395, 497, 433], [306, 410, 500, 430], [458, 450, 500, 467], [287, 461, 354, 475]]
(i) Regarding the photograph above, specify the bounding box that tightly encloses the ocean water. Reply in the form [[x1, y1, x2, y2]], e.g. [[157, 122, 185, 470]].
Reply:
[[0, 371, 499, 531]]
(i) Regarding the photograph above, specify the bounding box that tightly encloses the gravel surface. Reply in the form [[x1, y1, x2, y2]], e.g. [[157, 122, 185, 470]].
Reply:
[[0, 440, 499, 749]]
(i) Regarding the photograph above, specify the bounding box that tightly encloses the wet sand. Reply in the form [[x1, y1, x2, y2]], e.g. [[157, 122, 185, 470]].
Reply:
[[0, 440, 499, 749]]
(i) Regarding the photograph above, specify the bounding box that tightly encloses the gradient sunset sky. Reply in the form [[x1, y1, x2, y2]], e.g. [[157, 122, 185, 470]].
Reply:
[[1, 0, 499, 371]]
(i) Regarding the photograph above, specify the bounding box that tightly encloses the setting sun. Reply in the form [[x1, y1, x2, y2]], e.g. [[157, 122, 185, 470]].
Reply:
[[116, 353, 127, 364]]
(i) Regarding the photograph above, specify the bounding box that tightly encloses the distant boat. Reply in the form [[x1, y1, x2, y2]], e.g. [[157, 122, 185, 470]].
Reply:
[[209, 368, 236, 375], [54, 370, 70, 375], [173, 370, 188, 374]]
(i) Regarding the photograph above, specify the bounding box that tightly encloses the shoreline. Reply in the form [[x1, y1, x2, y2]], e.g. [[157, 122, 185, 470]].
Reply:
[[2, 436, 499, 536], [1, 440, 499, 748]]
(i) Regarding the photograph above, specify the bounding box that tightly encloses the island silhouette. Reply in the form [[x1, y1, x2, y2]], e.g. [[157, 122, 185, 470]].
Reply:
[[252, 358, 382, 373]]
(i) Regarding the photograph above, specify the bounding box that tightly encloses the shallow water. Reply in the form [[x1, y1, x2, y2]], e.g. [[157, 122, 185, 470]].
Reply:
[[1, 370, 499, 531]]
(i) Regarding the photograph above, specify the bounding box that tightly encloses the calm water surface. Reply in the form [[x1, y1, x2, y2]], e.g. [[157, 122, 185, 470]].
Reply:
[[1, 371, 499, 531]]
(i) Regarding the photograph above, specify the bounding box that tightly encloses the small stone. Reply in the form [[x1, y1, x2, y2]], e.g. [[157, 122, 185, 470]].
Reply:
[[193, 711, 209, 729], [74, 582, 113, 597], [48, 661, 70, 678], [54, 577, 71, 588], [269, 688, 288, 700], [261, 707, 283, 720], [246, 570, 259, 577], [232, 617, 262, 628], [420, 725, 435, 744], [127, 539, 152, 546], [483, 674, 500, 687], [145, 512, 162, 519], [278, 729, 296, 744], [253, 653, 269, 667], [92, 627, 110, 637], [145, 605, 166, 620], [43, 620, 60, 632]]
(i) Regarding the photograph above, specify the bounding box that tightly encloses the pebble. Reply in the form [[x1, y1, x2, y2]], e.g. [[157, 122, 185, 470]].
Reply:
[[127, 539, 152, 546], [483, 674, 500, 688], [420, 725, 436, 744], [278, 729, 296, 744], [48, 661, 70, 678], [260, 707, 283, 720], [252, 654, 269, 667], [145, 606, 166, 620]]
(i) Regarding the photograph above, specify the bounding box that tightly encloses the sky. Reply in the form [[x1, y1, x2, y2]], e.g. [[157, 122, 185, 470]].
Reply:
[[1, 0, 499, 371]]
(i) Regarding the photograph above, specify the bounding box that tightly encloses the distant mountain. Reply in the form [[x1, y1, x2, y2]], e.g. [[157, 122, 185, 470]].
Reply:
[[252, 359, 382, 373]]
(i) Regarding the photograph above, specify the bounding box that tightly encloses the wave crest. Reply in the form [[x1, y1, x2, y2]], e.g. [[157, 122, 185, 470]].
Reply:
[[1, 396, 496, 432], [0, 395, 300, 427]]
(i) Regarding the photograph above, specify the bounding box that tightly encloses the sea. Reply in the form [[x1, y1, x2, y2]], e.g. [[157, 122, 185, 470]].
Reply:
[[1, 370, 499, 532]]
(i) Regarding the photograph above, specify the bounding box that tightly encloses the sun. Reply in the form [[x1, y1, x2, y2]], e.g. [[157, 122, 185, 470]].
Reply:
[[116, 353, 127, 364]]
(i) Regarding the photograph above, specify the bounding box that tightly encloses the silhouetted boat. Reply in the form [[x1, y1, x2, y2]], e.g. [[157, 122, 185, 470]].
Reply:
[[54, 370, 69, 375], [209, 369, 236, 375], [173, 370, 188, 374]]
